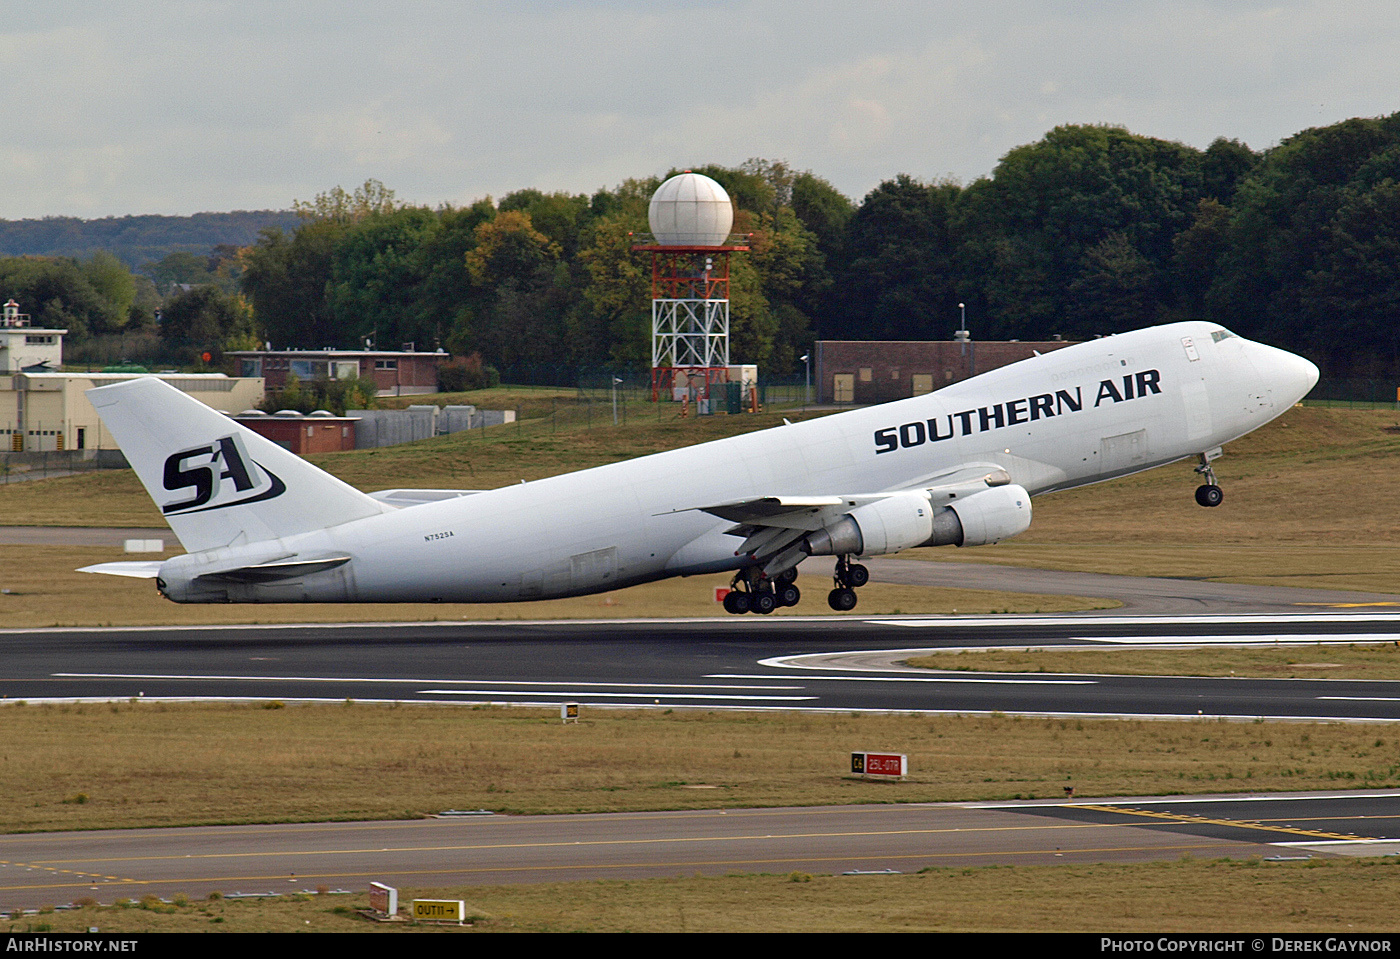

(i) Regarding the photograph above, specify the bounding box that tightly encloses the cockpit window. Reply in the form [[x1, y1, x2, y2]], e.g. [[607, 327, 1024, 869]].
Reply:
[[1210, 329, 1236, 343]]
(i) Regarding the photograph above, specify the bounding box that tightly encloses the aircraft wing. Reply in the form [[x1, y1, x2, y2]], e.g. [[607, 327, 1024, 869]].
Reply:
[[692, 464, 1012, 531], [697, 495, 850, 527], [684, 466, 1015, 571]]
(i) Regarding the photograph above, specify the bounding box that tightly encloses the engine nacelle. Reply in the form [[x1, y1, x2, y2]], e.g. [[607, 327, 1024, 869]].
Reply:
[[804, 484, 1032, 557], [944, 483, 1032, 547]]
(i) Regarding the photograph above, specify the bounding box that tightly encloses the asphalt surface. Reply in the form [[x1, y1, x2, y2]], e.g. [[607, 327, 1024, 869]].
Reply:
[[2, 792, 1396, 911], [6, 613, 1400, 720]]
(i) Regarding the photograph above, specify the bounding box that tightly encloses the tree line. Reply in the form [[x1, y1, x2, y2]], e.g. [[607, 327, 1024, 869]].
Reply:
[[4, 112, 1400, 379]]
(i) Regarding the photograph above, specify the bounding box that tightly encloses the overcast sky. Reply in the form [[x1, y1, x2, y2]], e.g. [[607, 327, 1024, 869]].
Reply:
[[2, 1, 1397, 219]]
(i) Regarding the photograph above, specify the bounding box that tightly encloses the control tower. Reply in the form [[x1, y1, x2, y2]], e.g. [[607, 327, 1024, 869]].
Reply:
[[633, 172, 749, 402]]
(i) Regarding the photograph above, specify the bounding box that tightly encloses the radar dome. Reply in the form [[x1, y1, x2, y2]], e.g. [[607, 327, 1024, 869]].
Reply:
[[648, 173, 734, 246]]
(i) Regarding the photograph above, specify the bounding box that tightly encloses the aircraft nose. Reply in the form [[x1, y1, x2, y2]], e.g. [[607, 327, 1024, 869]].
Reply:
[[1253, 342, 1319, 404]]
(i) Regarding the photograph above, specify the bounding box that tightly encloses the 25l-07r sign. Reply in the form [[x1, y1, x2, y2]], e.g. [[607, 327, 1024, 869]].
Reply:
[[851, 752, 907, 779]]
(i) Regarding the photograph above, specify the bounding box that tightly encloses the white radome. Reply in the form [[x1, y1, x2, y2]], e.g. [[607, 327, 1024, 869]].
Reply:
[[648, 173, 734, 246]]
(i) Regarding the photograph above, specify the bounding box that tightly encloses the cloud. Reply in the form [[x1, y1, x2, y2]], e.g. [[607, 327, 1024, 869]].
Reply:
[[0, 1, 1396, 217]]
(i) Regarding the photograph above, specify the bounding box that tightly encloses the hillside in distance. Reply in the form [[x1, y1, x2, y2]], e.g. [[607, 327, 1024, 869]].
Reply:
[[0, 210, 302, 269]]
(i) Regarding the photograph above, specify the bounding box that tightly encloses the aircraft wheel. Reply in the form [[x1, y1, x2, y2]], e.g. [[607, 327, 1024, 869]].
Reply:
[[827, 587, 857, 612], [1195, 484, 1224, 508], [776, 568, 798, 585], [776, 583, 801, 607], [751, 590, 778, 615], [723, 590, 750, 614], [846, 563, 870, 588]]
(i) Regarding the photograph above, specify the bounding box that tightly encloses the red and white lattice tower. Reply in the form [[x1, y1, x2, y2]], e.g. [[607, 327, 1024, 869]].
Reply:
[[634, 173, 749, 401]]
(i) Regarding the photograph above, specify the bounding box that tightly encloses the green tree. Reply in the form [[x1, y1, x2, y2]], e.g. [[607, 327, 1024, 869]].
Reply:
[[79, 252, 138, 332], [1208, 113, 1400, 365], [1303, 176, 1400, 374], [326, 205, 440, 350], [832, 175, 963, 340], [498, 190, 593, 258], [461, 210, 573, 370], [1171, 198, 1233, 317], [293, 179, 399, 223], [576, 209, 652, 367], [0, 256, 119, 340], [1067, 232, 1162, 334], [159, 285, 257, 361], [954, 124, 1206, 337], [145, 251, 214, 293], [240, 221, 340, 348]]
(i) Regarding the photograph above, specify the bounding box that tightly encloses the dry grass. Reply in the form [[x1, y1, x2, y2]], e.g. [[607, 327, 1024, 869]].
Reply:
[[10, 857, 1400, 932], [908, 542, 1400, 595], [906, 644, 1400, 680], [988, 404, 1400, 550], [3, 702, 1397, 833]]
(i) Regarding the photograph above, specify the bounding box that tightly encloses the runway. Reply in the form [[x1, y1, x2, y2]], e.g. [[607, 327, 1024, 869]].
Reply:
[[2, 792, 1396, 911], [5, 612, 1400, 720]]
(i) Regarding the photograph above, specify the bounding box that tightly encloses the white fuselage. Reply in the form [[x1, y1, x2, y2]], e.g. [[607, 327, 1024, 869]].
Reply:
[[155, 321, 1319, 603]]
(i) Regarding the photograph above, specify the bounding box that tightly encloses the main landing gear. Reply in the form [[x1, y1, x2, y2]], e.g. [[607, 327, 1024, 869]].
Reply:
[[827, 555, 869, 611], [1193, 453, 1224, 508], [722, 566, 800, 615]]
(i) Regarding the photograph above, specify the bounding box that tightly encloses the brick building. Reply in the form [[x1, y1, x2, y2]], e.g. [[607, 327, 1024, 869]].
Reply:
[[814, 338, 1078, 404], [231, 410, 358, 454], [226, 348, 448, 396]]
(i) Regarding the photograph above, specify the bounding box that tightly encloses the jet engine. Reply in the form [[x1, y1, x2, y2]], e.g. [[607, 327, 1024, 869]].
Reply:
[[804, 484, 1031, 557]]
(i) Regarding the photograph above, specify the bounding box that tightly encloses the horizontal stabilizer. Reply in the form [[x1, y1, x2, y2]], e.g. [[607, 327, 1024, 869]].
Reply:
[[77, 561, 163, 579], [194, 555, 352, 584], [368, 489, 485, 509]]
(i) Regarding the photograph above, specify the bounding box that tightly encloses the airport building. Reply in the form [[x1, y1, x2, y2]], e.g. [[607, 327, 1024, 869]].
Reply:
[[813, 338, 1078, 404], [225, 347, 449, 396], [2, 372, 265, 453], [0, 299, 263, 453], [230, 410, 359, 454]]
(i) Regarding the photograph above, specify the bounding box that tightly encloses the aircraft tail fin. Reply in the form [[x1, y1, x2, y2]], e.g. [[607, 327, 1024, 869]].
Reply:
[[88, 377, 391, 553]]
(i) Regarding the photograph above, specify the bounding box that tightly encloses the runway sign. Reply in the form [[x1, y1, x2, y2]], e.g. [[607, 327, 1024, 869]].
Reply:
[[851, 751, 907, 779], [412, 899, 465, 923], [369, 882, 397, 917]]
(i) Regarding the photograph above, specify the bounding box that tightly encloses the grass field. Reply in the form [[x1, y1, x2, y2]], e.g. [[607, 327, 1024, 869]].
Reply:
[[906, 643, 1400, 680], [11, 857, 1400, 932], [6, 702, 1398, 833]]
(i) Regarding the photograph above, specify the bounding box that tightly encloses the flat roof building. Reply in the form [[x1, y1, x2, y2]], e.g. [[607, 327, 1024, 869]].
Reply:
[[226, 348, 448, 397], [815, 339, 1079, 405], [1, 372, 264, 453], [0, 299, 65, 374], [231, 410, 358, 454]]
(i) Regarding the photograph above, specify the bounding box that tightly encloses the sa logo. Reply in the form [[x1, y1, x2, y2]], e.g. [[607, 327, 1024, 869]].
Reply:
[[161, 434, 285, 515]]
